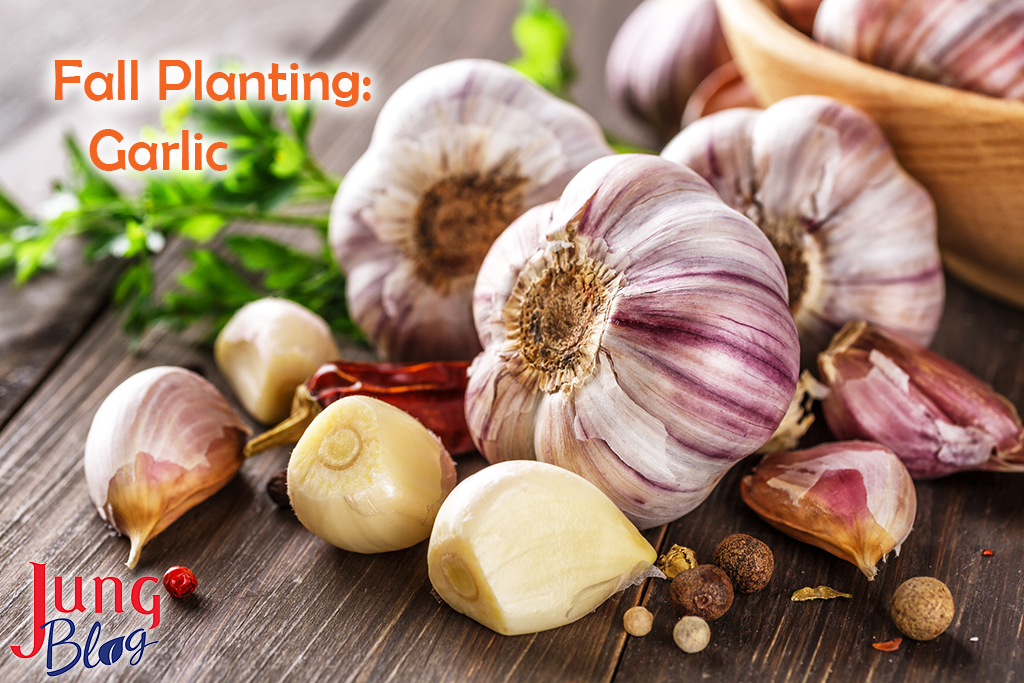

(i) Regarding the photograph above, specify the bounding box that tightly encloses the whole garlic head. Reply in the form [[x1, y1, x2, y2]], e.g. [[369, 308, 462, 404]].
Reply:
[[330, 59, 613, 362], [606, 0, 732, 137], [467, 154, 800, 529], [214, 298, 339, 424], [85, 367, 249, 569], [814, 0, 1024, 100], [661, 96, 944, 365]]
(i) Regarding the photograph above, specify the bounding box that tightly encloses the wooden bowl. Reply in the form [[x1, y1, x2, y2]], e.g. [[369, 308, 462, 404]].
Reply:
[[715, 0, 1024, 309]]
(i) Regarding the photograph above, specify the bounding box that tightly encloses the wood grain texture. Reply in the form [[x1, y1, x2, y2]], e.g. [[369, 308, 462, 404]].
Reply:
[[715, 0, 1024, 309]]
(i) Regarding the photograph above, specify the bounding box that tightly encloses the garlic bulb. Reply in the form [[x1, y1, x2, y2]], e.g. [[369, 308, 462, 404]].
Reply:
[[814, 0, 1024, 100], [467, 154, 800, 529], [428, 460, 659, 636], [741, 441, 916, 580], [606, 0, 732, 137], [329, 59, 613, 362], [819, 321, 1024, 478], [661, 96, 944, 365], [85, 367, 249, 569], [287, 395, 457, 553], [214, 298, 339, 425]]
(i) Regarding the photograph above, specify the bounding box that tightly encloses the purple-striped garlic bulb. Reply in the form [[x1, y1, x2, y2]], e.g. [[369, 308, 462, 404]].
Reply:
[[741, 442, 916, 580], [661, 96, 944, 366], [466, 154, 800, 529], [819, 321, 1024, 478], [606, 0, 732, 137], [85, 367, 250, 568], [814, 0, 1024, 100], [329, 59, 613, 363]]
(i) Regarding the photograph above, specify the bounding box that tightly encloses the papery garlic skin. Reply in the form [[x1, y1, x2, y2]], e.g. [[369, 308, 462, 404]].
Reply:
[[428, 460, 658, 636], [85, 367, 249, 569], [467, 154, 800, 529], [741, 441, 916, 580], [819, 321, 1024, 478], [814, 0, 1024, 100], [330, 59, 613, 362], [214, 298, 339, 425], [606, 0, 732, 137], [661, 97, 944, 365], [287, 395, 457, 554]]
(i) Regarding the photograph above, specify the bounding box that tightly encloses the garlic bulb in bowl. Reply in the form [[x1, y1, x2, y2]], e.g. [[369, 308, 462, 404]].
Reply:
[[330, 59, 612, 363], [661, 96, 944, 364], [466, 154, 800, 529]]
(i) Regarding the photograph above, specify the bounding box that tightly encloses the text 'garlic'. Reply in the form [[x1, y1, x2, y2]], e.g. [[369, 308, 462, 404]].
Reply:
[[330, 59, 612, 362], [215, 297, 339, 425], [85, 367, 249, 569], [428, 460, 659, 636], [741, 441, 916, 580], [467, 154, 800, 529], [819, 321, 1024, 478], [287, 395, 456, 554], [661, 96, 944, 365]]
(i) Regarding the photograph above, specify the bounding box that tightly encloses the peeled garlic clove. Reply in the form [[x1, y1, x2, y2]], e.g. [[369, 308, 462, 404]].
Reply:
[[287, 395, 457, 554], [606, 0, 732, 137], [214, 297, 339, 425], [467, 154, 800, 529], [741, 441, 916, 580], [428, 460, 658, 636], [329, 59, 613, 362], [661, 97, 944, 365], [819, 321, 1024, 478], [85, 367, 249, 569], [814, 0, 1024, 100]]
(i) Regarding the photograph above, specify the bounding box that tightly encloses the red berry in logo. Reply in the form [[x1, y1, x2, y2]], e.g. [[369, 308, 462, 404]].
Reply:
[[163, 566, 197, 599]]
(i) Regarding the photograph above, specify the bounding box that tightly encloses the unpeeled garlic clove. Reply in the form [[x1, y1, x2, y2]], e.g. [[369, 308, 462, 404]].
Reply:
[[85, 367, 249, 569], [661, 96, 944, 365], [428, 460, 659, 636], [606, 0, 732, 137], [287, 395, 457, 554], [214, 297, 339, 425], [741, 441, 916, 580], [818, 321, 1024, 478]]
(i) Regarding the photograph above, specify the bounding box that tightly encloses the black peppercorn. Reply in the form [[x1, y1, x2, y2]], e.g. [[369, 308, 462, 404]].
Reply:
[[713, 533, 774, 594], [267, 469, 291, 509], [669, 564, 733, 621]]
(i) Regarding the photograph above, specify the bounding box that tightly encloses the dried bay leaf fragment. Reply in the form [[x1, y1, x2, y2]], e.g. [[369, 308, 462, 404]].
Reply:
[[791, 586, 853, 602]]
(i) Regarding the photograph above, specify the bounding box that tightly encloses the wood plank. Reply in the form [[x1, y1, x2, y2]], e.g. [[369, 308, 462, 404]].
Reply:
[[615, 275, 1024, 683]]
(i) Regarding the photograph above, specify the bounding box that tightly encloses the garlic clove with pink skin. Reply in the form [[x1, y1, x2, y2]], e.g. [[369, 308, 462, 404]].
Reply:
[[741, 441, 916, 580], [661, 97, 944, 366], [818, 321, 1024, 478], [85, 367, 249, 569], [329, 59, 613, 363], [467, 154, 800, 529], [814, 0, 1024, 101], [606, 0, 732, 137], [214, 297, 339, 425]]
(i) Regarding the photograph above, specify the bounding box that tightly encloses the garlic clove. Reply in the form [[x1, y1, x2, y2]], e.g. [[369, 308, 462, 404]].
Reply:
[[606, 0, 732, 137], [214, 298, 340, 425], [427, 460, 658, 636], [84, 367, 249, 569], [287, 395, 457, 554], [661, 96, 944, 365], [818, 320, 1024, 478], [741, 441, 916, 580], [330, 59, 613, 362]]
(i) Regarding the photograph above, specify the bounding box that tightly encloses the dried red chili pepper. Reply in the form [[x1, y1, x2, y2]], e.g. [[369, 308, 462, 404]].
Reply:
[[982, 549, 994, 556], [244, 360, 473, 457], [872, 638, 902, 652]]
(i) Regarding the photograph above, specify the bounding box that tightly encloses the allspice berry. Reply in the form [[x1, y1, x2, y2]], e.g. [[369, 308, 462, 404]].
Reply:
[[713, 533, 774, 593], [623, 606, 653, 636], [669, 564, 733, 621], [891, 577, 955, 641], [673, 616, 711, 653]]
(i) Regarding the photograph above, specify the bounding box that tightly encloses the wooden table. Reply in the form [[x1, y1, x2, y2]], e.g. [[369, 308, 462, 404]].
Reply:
[[1, 1, 1022, 681]]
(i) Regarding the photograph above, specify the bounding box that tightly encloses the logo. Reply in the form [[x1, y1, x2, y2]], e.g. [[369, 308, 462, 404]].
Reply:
[[9, 563, 160, 676]]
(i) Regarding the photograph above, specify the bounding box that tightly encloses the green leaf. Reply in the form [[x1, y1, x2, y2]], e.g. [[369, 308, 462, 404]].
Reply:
[[64, 134, 121, 205], [177, 213, 227, 242], [508, 0, 575, 96], [0, 185, 28, 228], [271, 135, 305, 177], [287, 101, 315, 143]]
